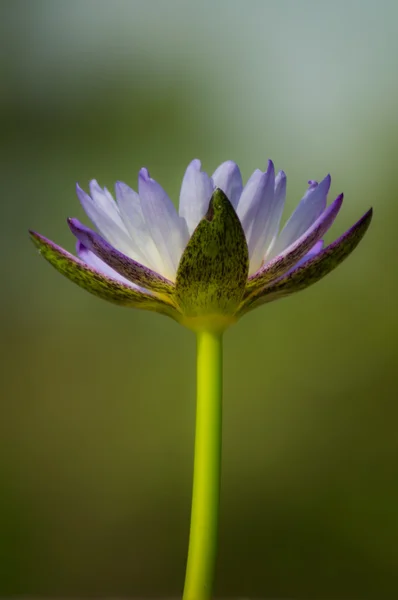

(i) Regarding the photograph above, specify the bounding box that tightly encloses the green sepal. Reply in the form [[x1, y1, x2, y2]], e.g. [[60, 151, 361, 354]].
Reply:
[[175, 188, 249, 318], [29, 231, 181, 321], [237, 207, 373, 317]]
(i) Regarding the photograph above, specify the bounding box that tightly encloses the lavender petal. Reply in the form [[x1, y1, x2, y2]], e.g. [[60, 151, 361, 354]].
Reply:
[[179, 159, 214, 235], [236, 160, 275, 273], [270, 174, 331, 258], [76, 182, 136, 259], [138, 168, 189, 278], [245, 193, 344, 295], [211, 160, 243, 209]]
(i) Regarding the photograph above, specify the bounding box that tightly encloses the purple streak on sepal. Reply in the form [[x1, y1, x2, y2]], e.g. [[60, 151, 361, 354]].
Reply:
[[245, 193, 344, 295], [28, 230, 180, 321], [68, 218, 175, 294], [238, 208, 373, 316]]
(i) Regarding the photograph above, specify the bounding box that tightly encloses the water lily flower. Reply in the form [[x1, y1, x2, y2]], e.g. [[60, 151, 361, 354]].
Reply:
[[30, 159, 372, 332], [30, 157, 372, 600]]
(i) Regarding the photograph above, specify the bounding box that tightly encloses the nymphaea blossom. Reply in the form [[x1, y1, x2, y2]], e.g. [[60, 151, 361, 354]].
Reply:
[[30, 159, 372, 332]]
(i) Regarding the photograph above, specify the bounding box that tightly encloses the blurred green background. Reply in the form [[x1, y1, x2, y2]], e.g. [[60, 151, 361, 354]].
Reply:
[[1, 0, 397, 597]]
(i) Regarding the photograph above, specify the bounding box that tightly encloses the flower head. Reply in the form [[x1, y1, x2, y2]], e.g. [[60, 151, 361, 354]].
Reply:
[[30, 159, 372, 332]]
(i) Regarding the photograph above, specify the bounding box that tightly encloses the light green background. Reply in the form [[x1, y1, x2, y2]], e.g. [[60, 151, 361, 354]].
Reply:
[[1, 0, 397, 597]]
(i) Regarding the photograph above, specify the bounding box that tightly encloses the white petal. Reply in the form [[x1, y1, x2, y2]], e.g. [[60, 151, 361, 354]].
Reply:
[[138, 168, 190, 279], [76, 182, 139, 259], [179, 159, 214, 235], [89, 180, 115, 207], [115, 181, 165, 272], [262, 170, 287, 260], [212, 161, 243, 209], [76, 241, 141, 289], [237, 161, 275, 273], [236, 169, 263, 238], [271, 174, 331, 257]]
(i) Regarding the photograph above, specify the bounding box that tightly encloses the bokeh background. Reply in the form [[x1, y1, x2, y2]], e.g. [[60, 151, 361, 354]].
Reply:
[[1, 0, 397, 597]]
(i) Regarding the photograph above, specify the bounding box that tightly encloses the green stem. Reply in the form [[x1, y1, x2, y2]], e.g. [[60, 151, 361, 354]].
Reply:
[[182, 330, 223, 600]]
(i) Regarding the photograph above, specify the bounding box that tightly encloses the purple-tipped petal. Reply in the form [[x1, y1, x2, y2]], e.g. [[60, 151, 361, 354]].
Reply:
[[29, 231, 180, 320], [245, 193, 344, 295], [257, 169, 288, 267], [266, 170, 287, 244], [211, 160, 243, 209], [270, 174, 331, 258], [238, 208, 373, 316], [76, 241, 140, 288], [248, 161, 277, 273], [179, 159, 214, 235], [68, 218, 175, 295], [138, 168, 189, 278]]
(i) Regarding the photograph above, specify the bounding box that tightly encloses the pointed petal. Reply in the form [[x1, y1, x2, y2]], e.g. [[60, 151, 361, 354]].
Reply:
[[114, 181, 164, 271], [88, 180, 117, 211], [237, 160, 276, 273], [29, 231, 180, 320], [270, 174, 331, 257], [138, 168, 189, 278], [262, 170, 287, 260], [68, 218, 175, 296], [76, 183, 137, 259], [211, 160, 243, 209], [179, 159, 214, 235], [238, 208, 373, 316], [245, 193, 344, 295], [248, 167, 288, 274]]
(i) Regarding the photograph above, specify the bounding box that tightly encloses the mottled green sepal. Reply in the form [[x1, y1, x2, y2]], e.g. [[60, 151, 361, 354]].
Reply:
[[238, 207, 373, 317], [175, 189, 249, 319], [29, 231, 180, 320]]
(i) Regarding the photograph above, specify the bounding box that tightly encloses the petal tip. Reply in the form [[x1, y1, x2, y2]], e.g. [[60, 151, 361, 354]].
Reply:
[[189, 158, 202, 170], [331, 192, 344, 210], [223, 159, 236, 168], [138, 167, 150, 182], [67, 217, 88, 238], [89, 179, 101, 190], [307, 179, 318, 190], [322, 173, 332, 190], [337, 191, 344, 201], [75, 182, 88, 201], [67, 216, 79, 228], [213, 160, 239, 178]]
